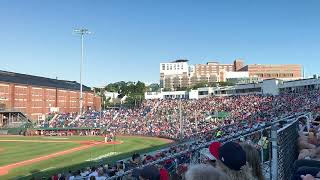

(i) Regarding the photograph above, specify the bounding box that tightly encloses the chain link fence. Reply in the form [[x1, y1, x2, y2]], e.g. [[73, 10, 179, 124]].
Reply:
[[275, 120, 299, 180], [271, 112, 313, 180]]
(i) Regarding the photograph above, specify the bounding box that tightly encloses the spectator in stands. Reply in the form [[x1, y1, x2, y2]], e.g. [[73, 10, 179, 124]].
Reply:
[[95, 169, 107, 180], [71, 170, 82, 180], [68, 172, 75, 180], [134, 165, 160, 180], [88, 167, 98, 179], [127, 153, 142, 170], [81, 167, 90, 177], [240, 143, 264, 180], [200, 142, 221, 167], [293, 124, 320, 180], [256, 130, 269, 162], [59, 174, 66, 180], [213, 142, 253, 180], [155, 163, 169, 180], [64, 170, 72, 180], [301, 174, 320, 180], [185, 164, 229, 180], [116, 163, 125, 176], [200, 147, 217, 167], [298, 130, 320, 160], [52, 174, 59, 180]]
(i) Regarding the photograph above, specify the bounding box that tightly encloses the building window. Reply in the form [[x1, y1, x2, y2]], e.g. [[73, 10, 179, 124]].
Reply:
[[162, 64, 165, 70], [174, 64, 176, 70], [167, 65, 169, 70], [170, 65, 172, 70]]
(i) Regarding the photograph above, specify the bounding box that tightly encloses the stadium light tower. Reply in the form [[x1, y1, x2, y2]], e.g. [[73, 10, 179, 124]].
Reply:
[[73, 28, 91, 115]]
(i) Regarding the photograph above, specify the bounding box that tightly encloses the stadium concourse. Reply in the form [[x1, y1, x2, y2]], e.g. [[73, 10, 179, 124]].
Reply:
[[33, 90, 320, 180]]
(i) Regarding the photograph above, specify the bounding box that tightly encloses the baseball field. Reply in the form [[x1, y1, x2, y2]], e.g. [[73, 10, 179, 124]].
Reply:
[[0, 135, 173, 180]]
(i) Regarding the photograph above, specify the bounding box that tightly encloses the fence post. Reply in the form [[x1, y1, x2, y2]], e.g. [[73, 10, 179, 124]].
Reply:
[[260, 130, 264, 163], [271, 124, 278, 180], [308, 112, 313, 131]]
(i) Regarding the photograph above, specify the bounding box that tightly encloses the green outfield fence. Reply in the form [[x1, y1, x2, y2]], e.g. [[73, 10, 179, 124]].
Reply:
[[0, 127, 26, 135]]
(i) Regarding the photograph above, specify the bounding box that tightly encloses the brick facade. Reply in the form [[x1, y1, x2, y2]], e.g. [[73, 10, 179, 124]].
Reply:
[[0, 82, 101, 121], [243, 64, 302, 80]]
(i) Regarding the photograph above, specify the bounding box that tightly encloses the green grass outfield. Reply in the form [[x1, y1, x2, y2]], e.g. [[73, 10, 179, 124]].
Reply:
[[0, 135, 172, 180]]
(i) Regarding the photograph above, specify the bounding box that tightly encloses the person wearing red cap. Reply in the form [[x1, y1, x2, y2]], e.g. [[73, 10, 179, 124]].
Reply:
[[209, 142, 221, 159], [208, 141, 253, 180]]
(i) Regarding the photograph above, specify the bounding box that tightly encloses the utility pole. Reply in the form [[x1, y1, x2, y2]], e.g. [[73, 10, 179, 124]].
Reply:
[[73, 28, 91, 115]]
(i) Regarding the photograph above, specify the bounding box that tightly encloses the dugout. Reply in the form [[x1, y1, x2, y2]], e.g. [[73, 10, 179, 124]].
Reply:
[[0, 110, 32, 128], [30, 127, 108, 136]]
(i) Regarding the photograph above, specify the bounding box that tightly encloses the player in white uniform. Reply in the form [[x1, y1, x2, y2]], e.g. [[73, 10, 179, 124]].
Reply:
[[104, 134, 108, 143]]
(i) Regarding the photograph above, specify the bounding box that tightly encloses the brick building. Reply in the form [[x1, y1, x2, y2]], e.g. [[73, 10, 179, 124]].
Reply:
[[160, 59, 302, 90], [160, 59, 249, 89], [0, 70, 101, 121], [240, 64, 302, 80]]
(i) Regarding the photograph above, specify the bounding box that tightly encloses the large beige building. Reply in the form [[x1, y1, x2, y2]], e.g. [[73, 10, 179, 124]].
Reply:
[[160, 59, 302, 90], [240, 64, 302, 80]]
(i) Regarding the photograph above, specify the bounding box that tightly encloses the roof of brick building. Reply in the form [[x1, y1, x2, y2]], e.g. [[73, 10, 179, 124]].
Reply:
[[0, 70, 92, 92]]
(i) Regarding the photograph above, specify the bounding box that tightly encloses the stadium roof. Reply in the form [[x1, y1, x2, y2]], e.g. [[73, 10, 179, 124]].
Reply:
[[0, 70, 92, 92]]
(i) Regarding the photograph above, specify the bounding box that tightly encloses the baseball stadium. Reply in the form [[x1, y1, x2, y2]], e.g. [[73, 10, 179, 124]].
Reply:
[[0, 71, 174, 179], [0, 69, 320, 180], [3, 1, 320, 179]]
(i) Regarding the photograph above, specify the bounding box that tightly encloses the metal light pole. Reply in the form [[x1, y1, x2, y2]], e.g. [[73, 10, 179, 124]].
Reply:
[[73, 28, 91, 115], [100, 87, 102, 119]]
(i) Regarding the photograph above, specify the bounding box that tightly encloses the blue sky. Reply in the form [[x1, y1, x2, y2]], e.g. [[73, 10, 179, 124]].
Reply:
[[0, 0, 319, 87]]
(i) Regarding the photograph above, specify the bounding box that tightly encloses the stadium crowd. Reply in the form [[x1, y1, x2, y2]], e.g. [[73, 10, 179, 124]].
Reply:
[[49, 126, 269, 180], [40, 90, 319, 139], [35, 89, 320, 180], [47, 117, 320, 180]]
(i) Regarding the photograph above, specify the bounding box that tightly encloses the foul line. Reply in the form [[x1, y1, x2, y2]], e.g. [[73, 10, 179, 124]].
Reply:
[[0, 141, 122, 176]]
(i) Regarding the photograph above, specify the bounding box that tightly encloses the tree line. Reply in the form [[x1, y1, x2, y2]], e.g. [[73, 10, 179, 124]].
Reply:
[[94, 81, 234, 108], [94, 81, 148, 108]]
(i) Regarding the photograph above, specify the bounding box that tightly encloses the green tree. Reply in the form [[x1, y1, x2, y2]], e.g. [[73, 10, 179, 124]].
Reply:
[[176, 86, 189, 91], [218, 81, 235, 86], [162, 88, 171, 92], [191, 81, 208, 89], [147, 83, 160, 92], [103, 81, 146, 107]]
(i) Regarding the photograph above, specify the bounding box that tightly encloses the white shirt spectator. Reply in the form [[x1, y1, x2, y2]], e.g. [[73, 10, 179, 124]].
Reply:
[[87, 171, 98, 180]]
